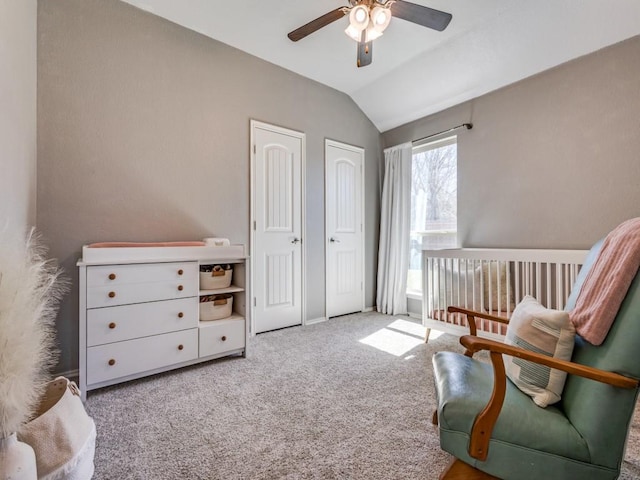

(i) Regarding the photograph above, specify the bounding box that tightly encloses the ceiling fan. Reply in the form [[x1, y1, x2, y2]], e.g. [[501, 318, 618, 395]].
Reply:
[[287, 0, 452, 68]]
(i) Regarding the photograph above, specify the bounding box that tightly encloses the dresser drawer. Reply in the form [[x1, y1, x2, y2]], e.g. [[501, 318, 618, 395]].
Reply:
[[86, 262, 198, 308], [87, 262, 197, 287], [87, 297, 198, 347], [199, 318, 245, 358], [87, 329, 198, 385]]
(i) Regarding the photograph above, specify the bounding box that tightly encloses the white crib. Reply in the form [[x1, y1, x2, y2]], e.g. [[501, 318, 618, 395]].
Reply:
[[421, 248, 589, 339]]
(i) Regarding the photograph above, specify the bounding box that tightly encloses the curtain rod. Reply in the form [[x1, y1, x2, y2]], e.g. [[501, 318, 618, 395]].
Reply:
[[412, 123, 473, 145]]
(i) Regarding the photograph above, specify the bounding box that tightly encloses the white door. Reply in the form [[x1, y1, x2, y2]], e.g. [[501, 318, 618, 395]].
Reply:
[[325, 140, 364, 318], [251, 121, 304, 333]]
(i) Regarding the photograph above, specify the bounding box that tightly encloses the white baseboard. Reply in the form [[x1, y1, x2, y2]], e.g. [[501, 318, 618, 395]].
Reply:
[[306, 316, 327, 325], [362, 306, 374, 313], [408, 312, 421, 320]]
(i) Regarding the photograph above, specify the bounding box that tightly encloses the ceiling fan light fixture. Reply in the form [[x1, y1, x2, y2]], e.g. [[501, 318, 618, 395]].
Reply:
[[346, 22, 383, 43], [370, 6, 392, 33], [344, 24, 362, 42], [364, 25, 383, 42], [348, 5, 370, 31]]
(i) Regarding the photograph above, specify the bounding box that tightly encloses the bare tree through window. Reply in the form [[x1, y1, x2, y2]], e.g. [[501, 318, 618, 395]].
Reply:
[[407, 137, 457, 293]]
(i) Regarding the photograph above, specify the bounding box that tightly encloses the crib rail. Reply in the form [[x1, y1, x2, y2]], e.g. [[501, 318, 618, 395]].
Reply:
[[422, 248, 589, 339]]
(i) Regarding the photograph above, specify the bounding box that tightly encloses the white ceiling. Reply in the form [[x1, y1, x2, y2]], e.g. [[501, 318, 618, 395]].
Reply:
[[122, 0, 640, 132]]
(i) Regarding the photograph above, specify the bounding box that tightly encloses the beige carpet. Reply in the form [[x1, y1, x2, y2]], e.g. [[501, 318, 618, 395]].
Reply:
[[85, 312, 640, 479]]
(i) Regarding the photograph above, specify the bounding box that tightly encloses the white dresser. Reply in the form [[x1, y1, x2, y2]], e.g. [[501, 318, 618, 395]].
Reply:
[[77, 245, 248, 400]]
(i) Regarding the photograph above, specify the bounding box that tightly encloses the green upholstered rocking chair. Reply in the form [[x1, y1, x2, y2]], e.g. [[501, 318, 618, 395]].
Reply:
[[432, 239, 640, 480]]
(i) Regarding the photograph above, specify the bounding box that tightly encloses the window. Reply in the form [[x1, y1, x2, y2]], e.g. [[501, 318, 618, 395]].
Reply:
[[407, 136, 457, 294]]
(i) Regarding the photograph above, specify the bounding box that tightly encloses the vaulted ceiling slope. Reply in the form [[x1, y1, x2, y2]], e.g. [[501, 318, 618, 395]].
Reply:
[[122, 0, 640, 132]]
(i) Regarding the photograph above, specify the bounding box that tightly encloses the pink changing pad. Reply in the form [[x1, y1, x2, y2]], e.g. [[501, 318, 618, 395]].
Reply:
[[87, 241, 206, 248]]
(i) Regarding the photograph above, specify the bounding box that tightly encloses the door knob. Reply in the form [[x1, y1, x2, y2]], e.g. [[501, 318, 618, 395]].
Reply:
[[291, 237, 301, 244], [329, 237, 340, 243]]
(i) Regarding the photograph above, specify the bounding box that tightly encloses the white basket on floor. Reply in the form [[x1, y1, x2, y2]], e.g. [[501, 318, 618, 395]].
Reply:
[[19, 377, 96, 480]]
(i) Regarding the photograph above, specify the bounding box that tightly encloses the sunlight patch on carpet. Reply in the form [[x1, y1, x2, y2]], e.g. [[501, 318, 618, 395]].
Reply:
[[429, 329, 444, 340], [359, 319, 426, 356]]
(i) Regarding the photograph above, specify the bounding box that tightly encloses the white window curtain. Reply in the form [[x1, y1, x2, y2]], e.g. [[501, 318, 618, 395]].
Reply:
[[376, 142, 412, 315]]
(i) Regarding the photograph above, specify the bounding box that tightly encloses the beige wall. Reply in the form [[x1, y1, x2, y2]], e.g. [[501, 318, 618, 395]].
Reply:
[[384, 35, 640, 250], [0, 0, 37, 230], [38, 0, 382, 373]]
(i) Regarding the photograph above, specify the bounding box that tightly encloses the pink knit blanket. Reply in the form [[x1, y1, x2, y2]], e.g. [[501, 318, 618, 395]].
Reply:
[[570, 218, 640, 345]]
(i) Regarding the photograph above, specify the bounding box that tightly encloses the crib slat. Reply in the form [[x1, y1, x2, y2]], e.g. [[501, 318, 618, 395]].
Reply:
[[546, 263, 552, 309], [506, 261, 512, 317], [455, 258, 461, 312], [487, 260, 493, 313], [515, 261, 521, 305], [556, 264, 563, 311], [463, 259, 468, 308], [469, 259, 475, 314], [563, 264, 570, 310]]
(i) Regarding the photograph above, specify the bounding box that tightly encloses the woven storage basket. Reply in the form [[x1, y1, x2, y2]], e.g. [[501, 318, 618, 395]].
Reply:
[[199, 264, 233, 290], [19, 377, 96, 480], [199, 293, 233, 321]]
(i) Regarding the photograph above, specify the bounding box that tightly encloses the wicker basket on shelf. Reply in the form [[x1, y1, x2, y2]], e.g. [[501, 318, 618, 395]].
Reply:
[[199, 293, 233, 321], [199, 264, 232, 290]]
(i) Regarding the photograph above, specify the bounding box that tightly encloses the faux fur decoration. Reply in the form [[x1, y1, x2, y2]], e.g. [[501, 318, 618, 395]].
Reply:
[[0, 227, 68, 437]]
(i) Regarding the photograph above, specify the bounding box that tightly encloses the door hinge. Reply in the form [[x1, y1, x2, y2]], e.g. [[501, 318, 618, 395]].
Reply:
[[253, 220, 256, 231], [253, 144, 256, 154], [253, 297, 257, 307]]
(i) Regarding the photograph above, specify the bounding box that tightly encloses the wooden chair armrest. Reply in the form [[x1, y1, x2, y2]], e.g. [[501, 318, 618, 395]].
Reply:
[[459, 334, 639, 462], [461, 335, 638, 388], [447, 306, 511, 325], [447, 306, 509, 326], [447, 307, 510, 356]]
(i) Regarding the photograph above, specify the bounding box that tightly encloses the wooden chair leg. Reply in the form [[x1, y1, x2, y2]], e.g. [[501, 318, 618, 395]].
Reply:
[[432, 410, 438, 425], [424, 327, 431, 343], [439, 459, 500, 480]]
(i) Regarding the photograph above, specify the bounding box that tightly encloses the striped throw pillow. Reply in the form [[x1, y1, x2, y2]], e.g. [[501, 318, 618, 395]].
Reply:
[[504, 296, 576, 407]]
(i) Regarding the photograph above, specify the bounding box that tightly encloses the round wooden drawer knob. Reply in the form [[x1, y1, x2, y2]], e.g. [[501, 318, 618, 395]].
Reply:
[[108, 359, 116, 366], [178, 312, 184, 318], [177, 285, 184, 291], [178, 269, 184, 276], [178, 344, 184, 350], [108, 273, 116, 280], [108, 291, 116, 298], [108, 322, 116, 329], [221, 336, 227, 342]]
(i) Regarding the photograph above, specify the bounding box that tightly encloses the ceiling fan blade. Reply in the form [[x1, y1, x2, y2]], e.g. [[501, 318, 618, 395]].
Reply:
[[357, 31, 372, 68], [390, 1, 452, 31], [287, 8, 347, 42]]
